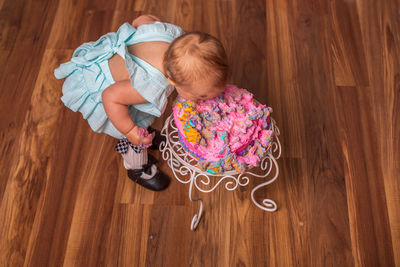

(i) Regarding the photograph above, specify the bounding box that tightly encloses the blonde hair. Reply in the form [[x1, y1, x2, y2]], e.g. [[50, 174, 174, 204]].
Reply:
[[164, 32, 228, 88]]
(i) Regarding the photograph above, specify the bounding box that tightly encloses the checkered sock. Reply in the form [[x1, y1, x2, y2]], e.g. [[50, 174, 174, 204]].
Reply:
[[116, 139, 157, 180]]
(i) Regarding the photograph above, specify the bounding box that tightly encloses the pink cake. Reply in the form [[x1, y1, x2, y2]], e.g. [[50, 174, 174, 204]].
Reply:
[[173, 85, 274, 174]]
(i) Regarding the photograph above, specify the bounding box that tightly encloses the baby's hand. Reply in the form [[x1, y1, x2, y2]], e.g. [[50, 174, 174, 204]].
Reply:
[[125, 125, 153, 148]]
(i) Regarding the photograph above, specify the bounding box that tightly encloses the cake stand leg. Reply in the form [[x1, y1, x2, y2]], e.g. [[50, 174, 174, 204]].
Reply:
[[250, 154, 279, 212], [188, 176, 203, 231]]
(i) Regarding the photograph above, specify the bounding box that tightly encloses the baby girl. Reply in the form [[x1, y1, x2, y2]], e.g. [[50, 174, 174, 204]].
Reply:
[[54, 15, 228, 191]]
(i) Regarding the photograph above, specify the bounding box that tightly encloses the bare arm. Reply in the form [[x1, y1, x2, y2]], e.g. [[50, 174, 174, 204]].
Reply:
[[103, 15, 162, 143], [102, 80, 152, 145]]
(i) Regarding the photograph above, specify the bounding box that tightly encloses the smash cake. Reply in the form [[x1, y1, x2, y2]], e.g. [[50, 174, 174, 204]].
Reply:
[[172, 85, 274, 174]]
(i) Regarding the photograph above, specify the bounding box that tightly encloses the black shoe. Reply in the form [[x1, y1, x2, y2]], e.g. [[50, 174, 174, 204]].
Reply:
[[127, 154, 170, 191], [147, 127, 166, 150]]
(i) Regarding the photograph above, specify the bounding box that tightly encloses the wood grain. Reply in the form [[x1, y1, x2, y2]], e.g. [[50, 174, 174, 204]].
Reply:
[[0, 0, 399, 266]]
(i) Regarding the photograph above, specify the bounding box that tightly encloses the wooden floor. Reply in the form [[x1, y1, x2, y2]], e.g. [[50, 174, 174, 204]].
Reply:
[[0, 0, 399, 266]]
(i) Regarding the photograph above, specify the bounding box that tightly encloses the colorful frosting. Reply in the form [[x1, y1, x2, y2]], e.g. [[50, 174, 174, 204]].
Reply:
[[173, 85, 274, 174]]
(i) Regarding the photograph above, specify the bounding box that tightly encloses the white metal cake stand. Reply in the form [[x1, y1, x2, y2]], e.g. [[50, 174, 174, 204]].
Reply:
[[159, 114, 281, 231]]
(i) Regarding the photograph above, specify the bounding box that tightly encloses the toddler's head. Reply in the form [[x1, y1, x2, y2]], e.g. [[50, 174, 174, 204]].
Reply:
[[164, 31, 228, 101]]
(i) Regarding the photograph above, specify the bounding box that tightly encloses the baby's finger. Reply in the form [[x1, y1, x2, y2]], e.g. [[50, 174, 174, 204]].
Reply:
[[139, 136, 153, 149], [141, 135, 153, 144]]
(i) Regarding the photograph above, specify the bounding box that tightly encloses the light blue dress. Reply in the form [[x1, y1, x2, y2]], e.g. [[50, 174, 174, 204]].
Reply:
[[54, 22, 184, 139]]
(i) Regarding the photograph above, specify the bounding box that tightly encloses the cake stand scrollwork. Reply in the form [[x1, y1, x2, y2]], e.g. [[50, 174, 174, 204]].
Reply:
[[159, 114, 282, 231]]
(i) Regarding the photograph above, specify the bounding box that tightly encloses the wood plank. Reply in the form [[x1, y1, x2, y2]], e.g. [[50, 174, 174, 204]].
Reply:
[[0, 0, 59, 203], [265, 0, 305, 159], [0, 0, 60, 265], [291, 0, 356, 265], [334, 86, 395, 267], [329, 0, 369, 86], [355, 0, 400, 265], [103, 204, 152, 267]]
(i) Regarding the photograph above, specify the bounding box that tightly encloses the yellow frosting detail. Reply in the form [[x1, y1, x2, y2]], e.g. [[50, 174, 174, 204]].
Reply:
[[210, 167, 219, 173], [184, 128, 201, 144], [178, 103, 201, 145], [226, 155, 244, 173]]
